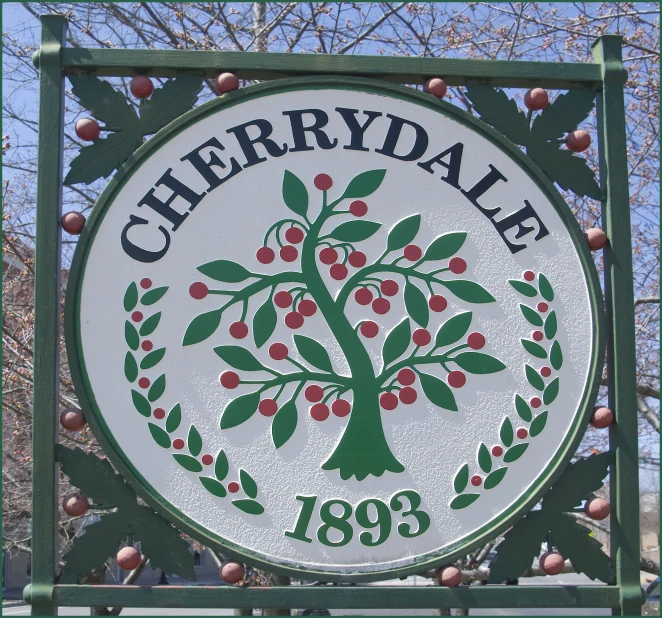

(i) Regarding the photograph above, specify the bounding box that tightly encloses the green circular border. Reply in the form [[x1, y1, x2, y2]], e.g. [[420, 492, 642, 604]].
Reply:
[[65, 76, 605, 583]]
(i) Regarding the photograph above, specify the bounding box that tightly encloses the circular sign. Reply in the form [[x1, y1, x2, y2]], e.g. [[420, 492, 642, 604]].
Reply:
[[67, 77, 603, 581]]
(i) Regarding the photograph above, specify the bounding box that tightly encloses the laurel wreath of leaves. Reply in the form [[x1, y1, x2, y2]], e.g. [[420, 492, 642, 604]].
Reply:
[[450, 272, 561, 509], [123, 280, 264, 515]]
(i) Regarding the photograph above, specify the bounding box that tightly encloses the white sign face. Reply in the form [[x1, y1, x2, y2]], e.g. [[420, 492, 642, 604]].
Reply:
[[68, 79, 602, 580]]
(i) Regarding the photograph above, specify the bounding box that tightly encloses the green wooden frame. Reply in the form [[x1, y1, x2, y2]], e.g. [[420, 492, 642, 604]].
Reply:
[[27, 14, 641, 615]]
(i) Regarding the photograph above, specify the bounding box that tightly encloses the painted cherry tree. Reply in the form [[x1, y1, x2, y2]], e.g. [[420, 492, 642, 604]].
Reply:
[[183, 169, 506, 481]]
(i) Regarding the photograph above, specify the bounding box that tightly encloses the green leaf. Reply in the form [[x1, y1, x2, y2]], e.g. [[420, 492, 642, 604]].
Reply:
[[214, 345, 264, 371], [543, 453, 611, 512], [544, 311, 558, 339], [550, 340, 563, 370], [124, 282, 138, 312], [530, 411, 548, 437], [423, 232, 467, 262], [220, 392, 260, 430], [500, 417, 514, 447], [382, 318, 411, 366], [131, 390, 151, 418], [173, 454, 203, 472], [453, 352, 506, 374], [148, 423, 171, 448], [239, 469, 258, 499], [327, 220, 381, 242], [232, 499, 265, 515], [166, 404, 181, 433], [386, 215, 421, 251], [271, 398, 297, 449], [253, 295, 277, 348], [478, 443, 492, 473], [200, 477, 226, 498], [521, 339, 547, 359], [484, 467, 508, 490], [139, 77, 204, 135], [515, 395, 532, 422], [140, 348, 166, 370], [450, 493, 480, 510], [341, 169, 387, 199], [509, 280, 538, 298], [439, 280, 496, 303], [124, 352, 138, 382], [197, 260, 253, 283], [215, 450, 229, 481], [504, 443, 529, 463], [419, 372, 458, 411], [141, 286, 168, 305], [125, 321, 139, 351], [454, 464, 469, 493], [465, 84, 531, 146], [69, 75, 140, 129], [282, 170, 309, 217], [525, 364, 545, 391], [543, 377, 560, 405], [538, 273, 554, 302], [404, 281, 429, 328], [140, 312, 161, 336], [187, 425, 203, 457], [435, 311, 472, 347], [148, 374, 166, 402], [182, 308, 224, 346], [531, 88, 596, 141], [520, 304, 543, 327], [64, 131, 143, 186], [293, 334, 333, 373]]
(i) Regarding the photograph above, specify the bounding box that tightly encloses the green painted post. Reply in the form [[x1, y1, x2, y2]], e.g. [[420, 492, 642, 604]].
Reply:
[[591, 36, 641, 616], [29, 14, 67, 617]]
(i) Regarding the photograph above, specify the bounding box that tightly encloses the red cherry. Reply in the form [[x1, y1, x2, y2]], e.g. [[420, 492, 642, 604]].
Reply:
[[117, 547, 142, 571], [319, 247, 338, 264], [355, 288, 373, 305], [256, 246, 275, 264], [285, 311, 304, 329], [173, 438, 185, 450], [348, 251, 367, 268], [230, 322, 248, 339], [59, 408, 86, 431], [305, 385, 324, 402], [530, 397, 541, 408], [228, 481, 240, 493], [62, 492, 89, 517], [310, 403, 330, 421], [280, 245, 298, 262], [438, 565, 462, 587], [140, 278, 152, 289], [130, 75, 154, 99], [153, 408, 165, 420], [590, 406, 614, 428], [585, 228, 608, 251], [360, 321, 379, 338], [471, 475, 482, 487], [141, 340, 153, 351], [314, 174, 333, 190], [449, 257, 467, 274], [424, 77, 447, 98], [380, 392, 398, 410], [584, 497, 611, 520], [380, 279, 399, 296], [523, 270, 535, 282], [492, 445, 503, 457], [398, 368, 416, 386], [216, 72, 240, 94], [537, 302, 549, 313], [539, 552, 565, 576], [220, 561, 245, 584], [202, 454, 214, 466], [517, 428, 528, 439], [61, 212, 86, 235], [350, 200, 368, 217], [259, 399, 278, 416], [532, 330, 544, 342], [429, 295, 448, 312], [404, 245, 422, 261], [189, 282, 208, 299], [269, 343, 288, 360], [132, 311, 143, 322], [138, 377, 150, 389], [332, 399, 351, 417], [399, 387, 418, 404], [524, 88, 549, 110], [298, 299, 317, 317], [566, 130, 591, 152], [220, 371, 240, 389], [330, 264, 348, 280], [372, 298, 390, 315], [285, 227, 304, 244], [448, 371, 466, 388], [412, 329, 431, 346], [274, 291, 293, 308], [467, 332, 485, 350], [540, 366, 552, 378], [75, 118, 100, 141]]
